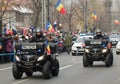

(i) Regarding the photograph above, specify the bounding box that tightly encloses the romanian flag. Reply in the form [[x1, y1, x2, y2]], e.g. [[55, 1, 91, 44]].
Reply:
[[9, 28, 13, 35], [55, 0, 66, 14], [46, 22, 55, 32], [45, 40, 51, 55], [91, 11, 97, 20], [46, 44, 51, 55]]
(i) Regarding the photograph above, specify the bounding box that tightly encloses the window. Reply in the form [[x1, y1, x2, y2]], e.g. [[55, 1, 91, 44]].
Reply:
[[16, 11, 24, 22]]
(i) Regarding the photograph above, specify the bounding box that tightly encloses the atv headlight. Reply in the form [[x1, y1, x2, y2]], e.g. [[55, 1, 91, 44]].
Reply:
[[85, 49, 89, 53], [37, 55, 44, 61], [102, 49, 107, 53], [15, 56, 20, 62]]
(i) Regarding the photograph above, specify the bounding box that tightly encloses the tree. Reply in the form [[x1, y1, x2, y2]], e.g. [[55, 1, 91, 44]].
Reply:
[[0, 0, 15, 37], [60, 0, 78, 31], [30, 0, 42, 28]]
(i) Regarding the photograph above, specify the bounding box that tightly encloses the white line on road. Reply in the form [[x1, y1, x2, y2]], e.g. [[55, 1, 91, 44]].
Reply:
[[74, 61, 82, 64], [13, 64, 73, 84], [12, 79, 29, 84], [0, 61, 82, 84], [60, 65, 73, 70], [0, 67, 12, 71]]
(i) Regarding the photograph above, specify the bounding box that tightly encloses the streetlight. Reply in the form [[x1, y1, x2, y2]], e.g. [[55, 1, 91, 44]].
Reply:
[[84, 0, 88, 33], [0, 0, 2, 37], [47, 0, 50, 22]]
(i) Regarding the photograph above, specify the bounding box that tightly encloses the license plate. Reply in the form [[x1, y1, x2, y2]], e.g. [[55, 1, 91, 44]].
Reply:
[[24, 62, 33, 66], [78, 49, 84, 51], [112, 42, 117, 44], [22, 46, 36, 49]]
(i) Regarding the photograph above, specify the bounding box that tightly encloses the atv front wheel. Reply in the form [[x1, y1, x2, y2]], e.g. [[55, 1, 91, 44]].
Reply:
[[42, 61, 51, 79], [25, 71, 33, 77], [51, 59, 59, 76], [105, 54, 112, 67], [89, 61, 93, 66], [12, 63, 23, 79], [83, 54, 89, 67]]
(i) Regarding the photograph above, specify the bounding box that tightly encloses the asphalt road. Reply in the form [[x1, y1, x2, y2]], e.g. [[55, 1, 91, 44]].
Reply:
[[0, 48, 120, 84]]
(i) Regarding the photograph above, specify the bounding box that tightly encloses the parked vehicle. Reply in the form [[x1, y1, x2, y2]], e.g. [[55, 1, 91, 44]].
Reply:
[[71, 37, 85, 56], [109, 34, 120, 47], [116, 41, 120, 54]]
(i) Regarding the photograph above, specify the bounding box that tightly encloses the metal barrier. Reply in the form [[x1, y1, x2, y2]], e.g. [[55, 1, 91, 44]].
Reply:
[[0, 52, 15, 62], [0, 53, 15, 56]]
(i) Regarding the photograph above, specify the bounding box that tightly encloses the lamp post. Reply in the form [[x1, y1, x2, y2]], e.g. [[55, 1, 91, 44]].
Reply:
[[84, 0, 88, 33], [0, 0, 2, 37], [0, 19, 2, 37], [47, 0, 50, 22]]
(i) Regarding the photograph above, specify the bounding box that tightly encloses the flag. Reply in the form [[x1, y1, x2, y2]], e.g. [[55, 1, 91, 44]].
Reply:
[[91, 11, 97, 20], [9, 28, 13, 35], [55, 0, 66, 14], [46, 22, 55, 32], [46, 44, 51, 55], [45, 40, 51, 55]]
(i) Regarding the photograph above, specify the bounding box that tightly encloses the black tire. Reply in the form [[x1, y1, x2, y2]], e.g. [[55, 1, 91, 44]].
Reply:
[[67, 51, 70, 54], [105, 54, 112, 67], [110, 54, 113, 66], [116, 52, 119, 55], [25, 72, 33, 77], [51, 59, 59, 76], [72, 53, 75, 56], [83, 54, 89, 67], [12, 63, 23, 79], [42, 61, 51, 79], [89, 61, 93, 66]]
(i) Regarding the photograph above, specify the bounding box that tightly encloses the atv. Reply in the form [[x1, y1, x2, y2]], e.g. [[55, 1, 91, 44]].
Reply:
[[12, 42, 59, 79], [83, 38, 113, 67]]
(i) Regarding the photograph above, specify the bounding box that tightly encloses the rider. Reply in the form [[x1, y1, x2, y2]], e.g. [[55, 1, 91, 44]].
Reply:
[[94, 29, 103, 39], [29, 29, 46, 42], [94, 29, 111, 48]]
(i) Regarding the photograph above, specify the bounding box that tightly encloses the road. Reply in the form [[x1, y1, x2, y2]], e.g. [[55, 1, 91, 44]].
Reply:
[[0, 48, 120, 84]]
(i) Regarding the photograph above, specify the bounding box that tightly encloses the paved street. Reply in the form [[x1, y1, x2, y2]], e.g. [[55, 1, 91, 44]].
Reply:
[[0, 48, 120, 84]]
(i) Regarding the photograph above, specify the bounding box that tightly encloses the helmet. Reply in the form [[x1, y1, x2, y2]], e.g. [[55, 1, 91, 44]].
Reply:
[[36, 29, 41, 33], [96, 29, 102, 37], [36, 29, 43, 37]]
